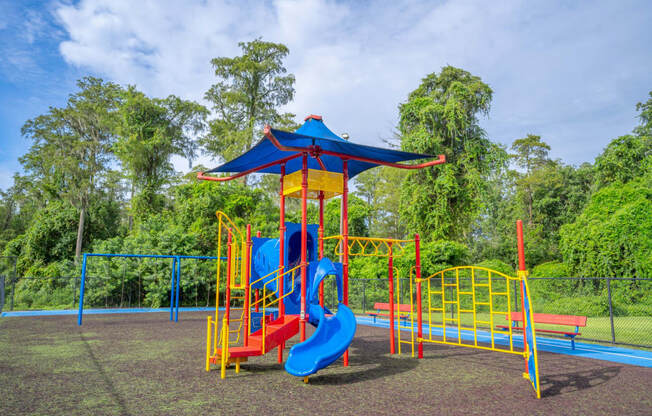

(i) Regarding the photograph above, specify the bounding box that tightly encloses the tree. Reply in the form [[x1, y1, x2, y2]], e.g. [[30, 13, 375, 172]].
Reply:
[[559, 177, 651, 278], [511, 134, 551, 224], [398, 66, 506, 241], [594, 92, 652, 188], [20, 77, 122, 261], [114, 87, 207, 220], [202, 39, 297, 165]]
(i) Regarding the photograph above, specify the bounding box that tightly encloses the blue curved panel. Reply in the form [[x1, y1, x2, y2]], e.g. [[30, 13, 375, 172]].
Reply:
[[285, 302, 356, 377]]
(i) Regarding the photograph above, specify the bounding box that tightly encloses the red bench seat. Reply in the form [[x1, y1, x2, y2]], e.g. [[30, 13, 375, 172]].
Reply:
[[496, 312, 588, 350], [367, 302, 412, 323]]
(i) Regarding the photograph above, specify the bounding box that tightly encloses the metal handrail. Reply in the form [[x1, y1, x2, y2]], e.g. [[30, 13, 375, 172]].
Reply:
[[251, 264, 301, 352]]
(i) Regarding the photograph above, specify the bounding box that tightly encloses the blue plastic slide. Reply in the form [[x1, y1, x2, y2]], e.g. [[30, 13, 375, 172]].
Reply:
[[285, 258, 356, 377]]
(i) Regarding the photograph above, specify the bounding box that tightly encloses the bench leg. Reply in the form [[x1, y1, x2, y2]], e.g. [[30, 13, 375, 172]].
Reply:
[[571, 337, 575, 350]]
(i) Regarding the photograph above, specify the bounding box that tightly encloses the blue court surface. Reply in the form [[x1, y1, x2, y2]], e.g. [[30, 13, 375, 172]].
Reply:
[[0, 306, 214, 317], [355, 315, 652, 368]]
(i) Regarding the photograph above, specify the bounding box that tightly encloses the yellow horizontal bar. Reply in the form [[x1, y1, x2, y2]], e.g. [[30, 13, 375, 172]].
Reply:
[[475, 302, 490, 305], [475, 320, 491, 324], [443, 300, 458, 304], [459, 309, 474, 313], [443, 283, 458, 287], [429, 291, 443, 295], [492, 311, 508, 314], [458, 291, 473, 295], [418, 338, 524, 356], [444, 318, 458, 321], [491, 292, 508, 296], [429, 308, 443, 311]]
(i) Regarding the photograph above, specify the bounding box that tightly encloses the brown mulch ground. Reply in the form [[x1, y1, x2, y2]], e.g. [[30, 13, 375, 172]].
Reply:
[[1, 311, 651, 416]]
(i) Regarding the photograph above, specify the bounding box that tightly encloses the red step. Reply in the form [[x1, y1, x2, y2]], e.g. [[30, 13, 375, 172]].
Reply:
[[249, 315, 300, 354], [214, 345, 261, 359], [215, 315, 301, 361]]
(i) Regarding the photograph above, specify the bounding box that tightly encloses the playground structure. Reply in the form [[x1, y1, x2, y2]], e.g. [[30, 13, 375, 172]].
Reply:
[[197, 115, 541, 397]]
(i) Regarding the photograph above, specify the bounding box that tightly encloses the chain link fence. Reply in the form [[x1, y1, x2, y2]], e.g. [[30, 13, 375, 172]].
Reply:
[[3, 267, 650, 349], [323, 276, 652, 350]]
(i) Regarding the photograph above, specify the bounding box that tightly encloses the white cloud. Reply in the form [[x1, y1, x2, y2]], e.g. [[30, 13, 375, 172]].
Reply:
[[53, 0, 652, 170]]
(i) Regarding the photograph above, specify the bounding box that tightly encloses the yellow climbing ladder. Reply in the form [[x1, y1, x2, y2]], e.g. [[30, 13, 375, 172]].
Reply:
[[395, 267, 415, 356]]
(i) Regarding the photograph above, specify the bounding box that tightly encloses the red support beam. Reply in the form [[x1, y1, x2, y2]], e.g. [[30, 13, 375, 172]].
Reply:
[[318, 191, 325, 307], [279, 164, 286, 319], [517, 220, 526, 272], [196, 153, 302, 182], [243, 224, 251, 346], [388, 243, 395, 354], [278, 165, 286, 363], [517, 219, 528, 372], [256, 228, 262, 313], [255, 230, 261, 314], [342, 160, 349, 366], [300, 153, 309, 342], [415, 233, 423, 359]]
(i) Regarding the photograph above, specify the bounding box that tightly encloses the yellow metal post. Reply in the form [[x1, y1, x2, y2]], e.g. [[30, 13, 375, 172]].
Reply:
[[206, 316, 212, 372], [220, 317, 228, 379]]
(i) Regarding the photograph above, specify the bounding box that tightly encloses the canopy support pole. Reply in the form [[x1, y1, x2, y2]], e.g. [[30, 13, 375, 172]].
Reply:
[[300, 154, 308, 342], [318, 192, 325, 307], [342, 159, 349, 367]]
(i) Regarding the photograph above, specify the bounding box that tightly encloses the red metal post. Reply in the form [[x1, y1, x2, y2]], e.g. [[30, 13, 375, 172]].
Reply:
[[300, 153, 308, 342], [225, 231, 232, 326], [243, 224, 251, 346], [318, 191, 325, 307], [279, 164, 286, 362], [255, 230, 261, 313], [415, 233, 423, 359], [279, 164, 286, 319], [517, 220, 526, 272], [388, 243, 395, 354], [517, 219, 528, 371], [342, 159, 349, 366]]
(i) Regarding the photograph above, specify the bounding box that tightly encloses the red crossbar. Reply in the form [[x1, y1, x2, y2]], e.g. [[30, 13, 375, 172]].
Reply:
[[196, 153, 302, 182]]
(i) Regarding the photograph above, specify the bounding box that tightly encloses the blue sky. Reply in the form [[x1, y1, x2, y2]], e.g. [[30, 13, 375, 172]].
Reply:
[[1, 0, 651, 190]]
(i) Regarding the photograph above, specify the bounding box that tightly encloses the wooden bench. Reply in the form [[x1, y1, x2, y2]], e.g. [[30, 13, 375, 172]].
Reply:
[[496, 312, 588, 350], [367, 302, 412, 324]]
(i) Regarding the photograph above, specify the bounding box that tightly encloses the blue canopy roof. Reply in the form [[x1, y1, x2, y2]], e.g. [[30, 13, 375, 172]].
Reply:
[[206, 116, 436, 179]]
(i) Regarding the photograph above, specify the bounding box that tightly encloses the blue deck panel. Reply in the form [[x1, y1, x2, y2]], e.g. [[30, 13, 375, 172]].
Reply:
[[355, 316, 652, 368]]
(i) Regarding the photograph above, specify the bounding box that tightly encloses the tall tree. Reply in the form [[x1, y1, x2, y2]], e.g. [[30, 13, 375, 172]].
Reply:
[[511, 134, 551, 224], [114, 87, 207, 220], [202, 38, 297, 165], [21, 77, 122, 261], [398, 66, 506, 241]]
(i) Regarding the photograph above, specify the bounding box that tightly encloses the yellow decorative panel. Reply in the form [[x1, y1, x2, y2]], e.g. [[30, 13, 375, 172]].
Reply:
[[283, 169, 343, 200]]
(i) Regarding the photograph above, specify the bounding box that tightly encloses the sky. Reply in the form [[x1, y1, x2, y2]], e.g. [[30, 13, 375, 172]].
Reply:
[[1, 0, 651, 190]]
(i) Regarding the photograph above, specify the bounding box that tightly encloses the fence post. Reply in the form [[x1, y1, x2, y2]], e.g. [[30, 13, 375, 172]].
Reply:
[[73, 275, 78, 308], [362, 279, 366, 313], [10, 276, 15, 311], [607, 277, 616, 344], [0, 275, 5, 313]]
